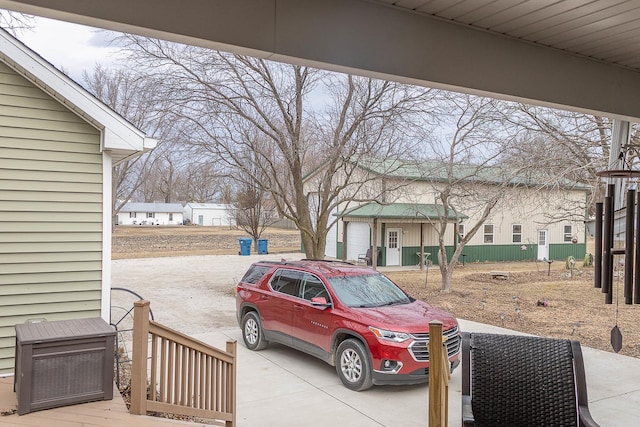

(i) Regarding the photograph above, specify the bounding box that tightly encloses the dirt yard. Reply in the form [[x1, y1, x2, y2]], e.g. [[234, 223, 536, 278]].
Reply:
[[386, 266, 640, 359], [112, 226, 640, 358], [112, 225, 301, 259]]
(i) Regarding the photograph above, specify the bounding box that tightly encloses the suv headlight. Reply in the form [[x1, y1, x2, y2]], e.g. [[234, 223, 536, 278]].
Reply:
[[369, 326, 411, 343]]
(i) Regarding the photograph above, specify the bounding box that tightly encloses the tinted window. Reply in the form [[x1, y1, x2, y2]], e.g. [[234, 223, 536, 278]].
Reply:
[[300, 273, 330, 302], [270, 269, 303, 296], [241, 265, 271, 284]]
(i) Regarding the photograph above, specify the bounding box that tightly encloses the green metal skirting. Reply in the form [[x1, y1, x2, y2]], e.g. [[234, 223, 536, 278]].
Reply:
[[400, 243, 587, 265], [337, 243, 587, 265]]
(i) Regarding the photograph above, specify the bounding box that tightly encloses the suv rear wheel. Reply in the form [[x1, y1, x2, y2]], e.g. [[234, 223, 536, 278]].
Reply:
[[336, 339, 373, 391], [242, 311, 268, 350]]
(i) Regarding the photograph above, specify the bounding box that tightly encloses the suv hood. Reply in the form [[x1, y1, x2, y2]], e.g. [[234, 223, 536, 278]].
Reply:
[[351, 299, 458, 332]]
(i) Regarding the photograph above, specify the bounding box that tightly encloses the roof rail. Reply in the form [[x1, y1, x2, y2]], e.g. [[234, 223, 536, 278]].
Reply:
[[254, 259, 356, 268], [299, 259, 355, 265]]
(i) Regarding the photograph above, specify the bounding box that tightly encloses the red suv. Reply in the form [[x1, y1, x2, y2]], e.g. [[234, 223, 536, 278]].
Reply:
[[236, 260, 461, 391]]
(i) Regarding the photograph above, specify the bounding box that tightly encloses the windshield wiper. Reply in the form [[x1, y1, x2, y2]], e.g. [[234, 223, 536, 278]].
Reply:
[[379, 299, 409, 307]]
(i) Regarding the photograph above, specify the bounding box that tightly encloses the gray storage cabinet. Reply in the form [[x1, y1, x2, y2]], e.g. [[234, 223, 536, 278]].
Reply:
[[14, 317, 116, 414]]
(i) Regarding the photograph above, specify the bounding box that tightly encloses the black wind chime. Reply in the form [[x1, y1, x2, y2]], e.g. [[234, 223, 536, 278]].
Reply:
[[594, 166, 640, 353]]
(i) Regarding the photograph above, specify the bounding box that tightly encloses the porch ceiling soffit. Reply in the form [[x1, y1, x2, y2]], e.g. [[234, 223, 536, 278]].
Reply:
[[2, 0, 640, 121]]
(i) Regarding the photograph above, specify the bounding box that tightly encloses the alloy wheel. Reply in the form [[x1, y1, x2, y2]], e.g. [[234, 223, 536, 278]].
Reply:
[[340, 348, 363, 382]]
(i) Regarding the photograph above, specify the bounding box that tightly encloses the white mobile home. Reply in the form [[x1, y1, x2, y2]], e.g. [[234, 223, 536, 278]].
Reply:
[[117, 202, 184, 225]]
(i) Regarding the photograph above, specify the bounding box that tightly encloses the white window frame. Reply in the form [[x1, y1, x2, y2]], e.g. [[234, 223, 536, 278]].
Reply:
[[512, 224, 522, 243], [483, 224, 494, 244], [564, 225, 573, 242], [458, 223, 465, 241]]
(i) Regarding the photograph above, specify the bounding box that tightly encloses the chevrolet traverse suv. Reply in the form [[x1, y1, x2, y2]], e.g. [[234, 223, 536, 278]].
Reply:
[[236, 259, 461, 391]]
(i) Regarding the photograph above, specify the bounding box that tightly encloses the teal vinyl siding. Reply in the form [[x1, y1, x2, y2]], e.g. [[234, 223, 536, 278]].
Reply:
[[0, 62, 103, 374]]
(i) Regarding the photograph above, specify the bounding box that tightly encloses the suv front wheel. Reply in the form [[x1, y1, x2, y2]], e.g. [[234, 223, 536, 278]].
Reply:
[[336, 339, 373, 391], [242, 311, 268, 350]]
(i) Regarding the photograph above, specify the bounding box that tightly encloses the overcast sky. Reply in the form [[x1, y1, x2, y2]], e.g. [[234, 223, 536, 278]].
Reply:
[[15, 15, 123, 81]]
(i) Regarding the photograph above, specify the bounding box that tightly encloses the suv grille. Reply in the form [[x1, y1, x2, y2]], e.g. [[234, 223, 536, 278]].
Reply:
[[408, 326, 461, 361]]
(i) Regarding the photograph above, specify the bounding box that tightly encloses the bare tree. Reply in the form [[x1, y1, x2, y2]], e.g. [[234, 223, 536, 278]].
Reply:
[[81, 64, 180, 219], [233, 179, 277, 251], [0, 9, 34, 35], [505, 106, 611, 211], [175, 160, 227, 203], [415, 94, 598, 291], [118, 35, 434, 258], [416, 93, 570, 291], [500, 109, 640, 227]]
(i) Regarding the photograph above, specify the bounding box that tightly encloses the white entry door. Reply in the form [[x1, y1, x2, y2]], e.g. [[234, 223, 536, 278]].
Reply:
[[537, 230, 549, 260], [386, 228, 402, 266]]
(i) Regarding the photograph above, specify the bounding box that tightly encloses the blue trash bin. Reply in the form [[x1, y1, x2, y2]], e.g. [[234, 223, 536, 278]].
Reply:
[[258, 239, 268, 254], [239, 238, 252, 256]]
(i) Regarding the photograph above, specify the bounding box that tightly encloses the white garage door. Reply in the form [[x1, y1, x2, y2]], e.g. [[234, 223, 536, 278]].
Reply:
[[346, 222, 371, 262]]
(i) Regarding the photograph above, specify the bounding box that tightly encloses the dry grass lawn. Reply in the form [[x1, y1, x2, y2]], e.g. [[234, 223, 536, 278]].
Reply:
[[386, 263, 640, 358], [113, 226, 640, 358]]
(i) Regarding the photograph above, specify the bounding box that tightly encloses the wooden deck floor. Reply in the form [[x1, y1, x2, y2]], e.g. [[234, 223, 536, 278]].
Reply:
[[0, 377, 216, 426]]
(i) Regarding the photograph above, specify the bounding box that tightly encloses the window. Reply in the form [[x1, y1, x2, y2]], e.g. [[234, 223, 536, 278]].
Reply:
[[300, 273, 330, 302], [388, 230, 398, 249], [146, 212, 155, 219], [512, 224, 522, 243], [129, 212, 136, 218], [270, 269, 303, 296], [484, 224, 494, 244], [564, 225, 573, 242], [539, 230, 547, 246], [241, 265, 271, 284], [169, 213, 173, 221], [458, 223, 465, 241]]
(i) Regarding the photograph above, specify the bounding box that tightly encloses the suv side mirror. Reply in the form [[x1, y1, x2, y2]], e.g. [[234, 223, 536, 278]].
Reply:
[[311, 297, 331, 309]]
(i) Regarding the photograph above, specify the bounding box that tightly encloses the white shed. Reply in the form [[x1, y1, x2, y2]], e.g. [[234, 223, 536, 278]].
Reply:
[[184, 202, 236, 226]]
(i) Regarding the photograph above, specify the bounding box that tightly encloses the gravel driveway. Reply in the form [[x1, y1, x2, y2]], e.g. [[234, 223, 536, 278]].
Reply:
[[110, 252, 304, 335]]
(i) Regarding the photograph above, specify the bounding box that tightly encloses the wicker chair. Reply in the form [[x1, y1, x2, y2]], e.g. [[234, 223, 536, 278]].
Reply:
[[462, 332, 600, 427]]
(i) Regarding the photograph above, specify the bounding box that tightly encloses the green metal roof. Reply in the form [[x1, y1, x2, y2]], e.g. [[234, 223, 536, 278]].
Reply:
[[355, 158, 592, 191], [337, 202, 466, 220]]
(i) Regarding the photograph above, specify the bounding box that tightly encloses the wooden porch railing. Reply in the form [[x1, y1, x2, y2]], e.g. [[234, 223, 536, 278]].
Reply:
[[428, 320, 450, 427], [130, 300, 236, 426]]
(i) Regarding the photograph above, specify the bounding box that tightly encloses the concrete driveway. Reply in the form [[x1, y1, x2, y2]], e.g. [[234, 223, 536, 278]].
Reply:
[[111, 253, 640, 427]]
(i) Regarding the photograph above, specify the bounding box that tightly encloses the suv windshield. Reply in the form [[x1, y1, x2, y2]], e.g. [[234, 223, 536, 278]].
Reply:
[[327, 273, 411, 307]]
